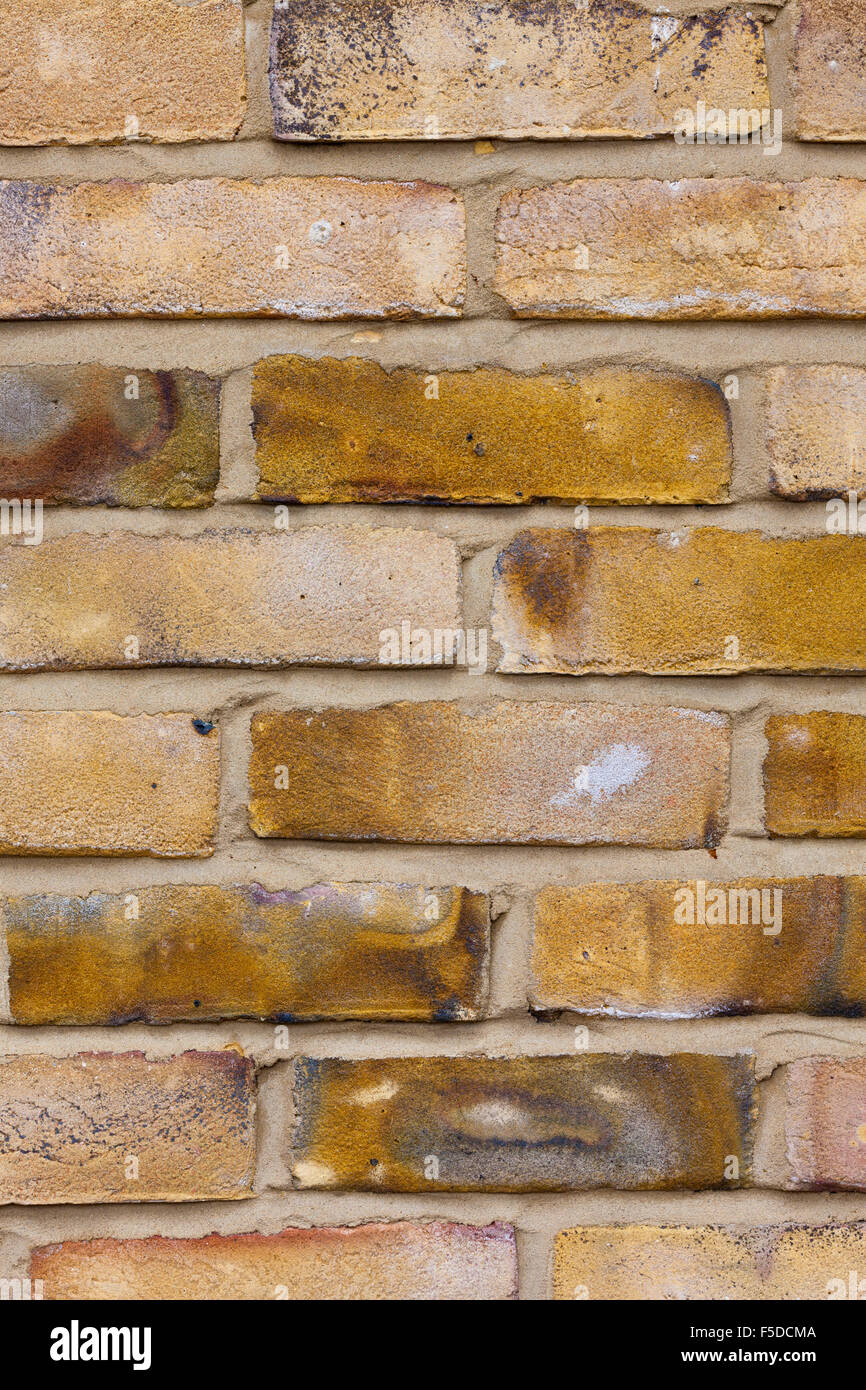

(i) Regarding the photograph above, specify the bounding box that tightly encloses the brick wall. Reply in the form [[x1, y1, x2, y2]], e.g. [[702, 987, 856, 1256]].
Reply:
[[1, 0, 866, 1301]]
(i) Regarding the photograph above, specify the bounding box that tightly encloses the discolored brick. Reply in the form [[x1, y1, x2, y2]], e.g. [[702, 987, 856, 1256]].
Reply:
[[764, 713, 866, 838], [31, 1222, 517, 1300], [0, 366, 219, 506], [0, 1052, 255, 1204], [0, 527, 461, 671], [0, 0, 245, 146], [493, 527, 866, 675], [249, 701, 729, 849], [494, 179, 866, 319], [765, 365, 866, 499], [787, 1057, 866, 1189], [0, 178, 466, 321], [0, 712, 219, 857], [554, 1223, 866, 1299], [795, 0, 866, 141], [531, 878, 866, 1019], [289, 1054, 754, 1191], [5, 882, 488, 1025], [270, 0, 768, 142], [251, 356, 731, 505]]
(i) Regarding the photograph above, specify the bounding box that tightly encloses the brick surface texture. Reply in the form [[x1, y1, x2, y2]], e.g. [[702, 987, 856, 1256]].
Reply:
[[0, 0, 863, 1308]]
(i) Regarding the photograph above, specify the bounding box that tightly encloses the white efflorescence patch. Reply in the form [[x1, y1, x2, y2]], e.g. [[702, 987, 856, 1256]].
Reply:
[[551, 742, 651, 808], [351, 1081, 400, 1107]]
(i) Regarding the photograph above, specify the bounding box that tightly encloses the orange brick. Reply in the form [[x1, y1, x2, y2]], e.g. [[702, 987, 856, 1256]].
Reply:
[[0, 712, 219, 856], [0, 528, 461, 670], [495, 179, 866, 319], [32, 1222, 518, 1300], [787, 1057, 866, 1189], [0, 366, 219, 505], [290, 1054, 754, 1191], [554, 1223, 866, 1299], [249, 701, 729, 849], [764, 713, 866, 838], [5, 882, 488, 1024], [0, 0, 245, 145], [493, 527, 866, 674], [270, 0, 768, 141], [0, 178, 466, 320], [251, 357, 731, 505], [0, 1052, 255, 1204]]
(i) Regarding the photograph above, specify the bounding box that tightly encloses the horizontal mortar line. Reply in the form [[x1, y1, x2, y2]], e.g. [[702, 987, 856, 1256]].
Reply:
[[2, 1012, 865, 1050], [12, 1186, 866, 1233], [0, 141, 863, 177], [4, 328, 866, 371]]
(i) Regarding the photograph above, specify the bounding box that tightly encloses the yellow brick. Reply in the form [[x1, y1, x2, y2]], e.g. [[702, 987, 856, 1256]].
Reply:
[[0, 1052, 255, 1204], [249, 701, 729, 849], [531, 879, 848, 1018], [0, 0, 245, 144], [0, 712, 219, 856], [795, 0, 866, 140], [0, 528, 461, 670], [270, 0, 767, 141], [554, 1224, 866, 1299], [0, 178, 466, 320], [765, 713, 866, 837], [495, 179, 866, 318], [252, 357, 730, 505], [493, 527, 866, 674], [291, 1054, 754, 1191], [765, 365, 866, 499], [6, 882, 488, 1024]]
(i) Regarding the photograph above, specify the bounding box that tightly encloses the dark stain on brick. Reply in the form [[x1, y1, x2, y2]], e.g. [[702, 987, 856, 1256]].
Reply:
[[494, 527, 589, 644], [0, 366, 219, 506]]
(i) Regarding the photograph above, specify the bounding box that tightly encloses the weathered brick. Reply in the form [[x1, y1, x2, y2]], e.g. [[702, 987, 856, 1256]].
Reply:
[[252, 356, 731, 505], [270, 0, 768, 142], [0, 528, 461, 671], [765, 713, 866, 838], [0, 366, 219, 506], [5, 883, 488, 1025], [0, 0, 245, 145], [765, 365, 866, 499], [0, 1052, 254, 1204], [493, 527, 866, 675], [290, 1054, 754, 1191], [494, 179, 866, 319], [0, 712, 218, 856], [31, 1222, 517, 1300], [249, 701, 729, 849], [787, 1057, 866, 1189], [0, 179, 466, 320], [531, 878, 866, 1018], [795, 0, 866, 140], [554, 1223, 866, 1299]]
